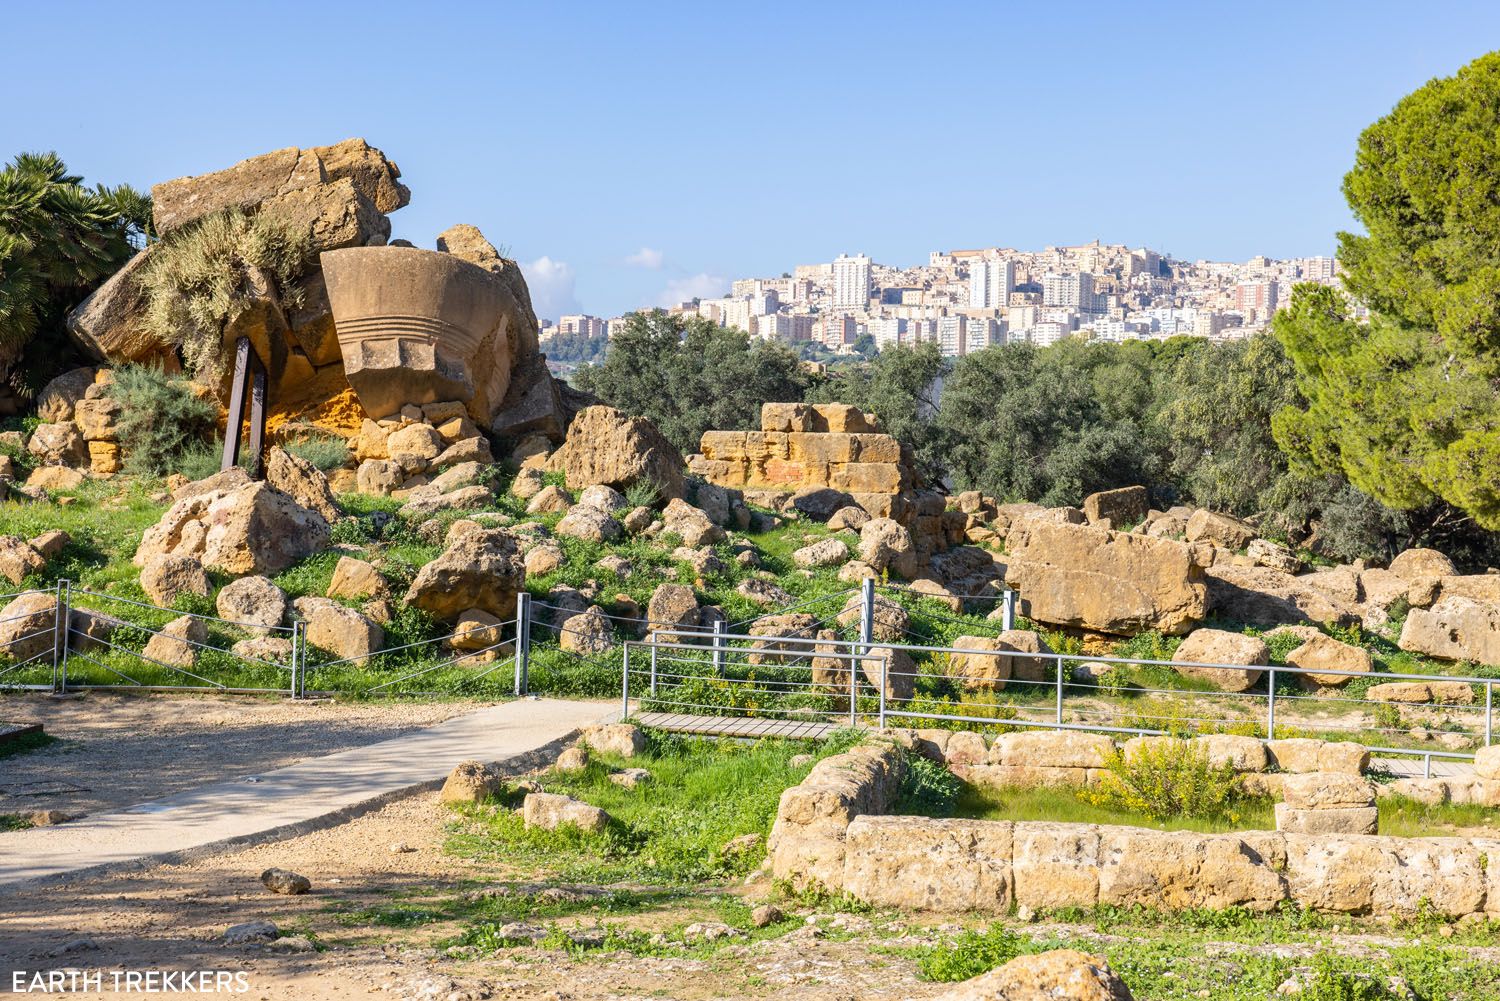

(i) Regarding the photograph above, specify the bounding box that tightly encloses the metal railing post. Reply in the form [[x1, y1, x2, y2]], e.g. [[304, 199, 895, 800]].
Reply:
[[712, 619, 725, 678], [1487, 682, 1493, 747], [649, 642, 658, 695], [859, 578, 875, 655], [849, 650, 859, 729], [514, 592, 531, 696], [1266, 667, 1276, 739], [1002, 588, 1016, 631], [621, 643, 631, 720], [1055, 657, 1064, 724], [878, 656, 887, 729], [51, 580, 68, 693], [289, 619, 301, 698]]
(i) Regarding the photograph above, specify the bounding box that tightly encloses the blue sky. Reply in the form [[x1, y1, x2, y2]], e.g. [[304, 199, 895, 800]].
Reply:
[[6, 2, 1498, 320]]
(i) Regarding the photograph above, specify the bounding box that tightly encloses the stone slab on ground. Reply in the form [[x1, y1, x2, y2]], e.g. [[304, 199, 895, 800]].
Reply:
[[0, 698, 611, 887]]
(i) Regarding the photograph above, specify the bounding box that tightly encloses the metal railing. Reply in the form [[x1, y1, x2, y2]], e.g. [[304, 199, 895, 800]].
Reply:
[[0, 580, 533, 697], [616, 579, 1499, 770]]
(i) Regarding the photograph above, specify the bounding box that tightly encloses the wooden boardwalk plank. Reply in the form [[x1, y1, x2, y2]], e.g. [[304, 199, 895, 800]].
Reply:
[[632, 711, 842, 741]]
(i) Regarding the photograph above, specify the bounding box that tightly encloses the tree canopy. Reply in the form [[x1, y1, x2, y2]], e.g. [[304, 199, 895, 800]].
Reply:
[[0, 152, 150, 394], [1274, 51, 1500, 531], [570, 310, 811, 455]]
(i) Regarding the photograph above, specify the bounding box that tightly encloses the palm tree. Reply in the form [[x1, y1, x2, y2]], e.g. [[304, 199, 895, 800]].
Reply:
[[0, 151, 150, 394]]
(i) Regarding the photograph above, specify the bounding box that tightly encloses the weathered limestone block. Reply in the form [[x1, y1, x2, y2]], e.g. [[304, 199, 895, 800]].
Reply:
[[1368, 680, 1476, 704], [1286, 633, 1373, 687], [139, 553, 211, 608], [1011, 822, 1104, 910], [928, 950, 1134, 1001], [1266, 738, 1370, 775], [767, 743, 905, 888], [1170, 628, 1267, 692], [300, 598, 383, 665], [1096, 830, 1288, 912], [65, 248, 176, 367], [404, 528, 524, 622], [27, 422, 88, 466], [0, 591, 58, 661], [1275, 804, 1378, 835], [33, 367, 96, 423], [216, 576, 288, 635], [661, 498, 723, 547], [134, 477, 329, 577], [1082, 486, 1148, 528], [1399, 596, 1500, 666], [1004, 521, 1207, 636], [151, 137, 409, 236], [841, 815, 1013, 912], [142, 614, 206, 668], [522, 792, 609, 833], [1184, 509, 1257, 549], [1195, 734, 1269, 771], [1203, 565, 1361, 628], [0, 536, 45, 586], [581, 723, 646, 758], [546, 405, 684, 499], [647, 583, 699, 635], [960, 764, 1100, 789], [992, 731, 1114, 769]]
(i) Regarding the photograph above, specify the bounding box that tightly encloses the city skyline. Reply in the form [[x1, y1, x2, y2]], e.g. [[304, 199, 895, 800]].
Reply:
[[543, 239, 1339, 358], [6, 2, 1500, 319]]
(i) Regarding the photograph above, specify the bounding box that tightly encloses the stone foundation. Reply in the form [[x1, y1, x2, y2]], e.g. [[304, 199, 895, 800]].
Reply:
[[689, 402, 952, 561], [769, 732, 1500, 918]]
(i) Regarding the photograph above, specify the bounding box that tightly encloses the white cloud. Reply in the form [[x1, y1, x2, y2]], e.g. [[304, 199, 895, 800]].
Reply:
[[624, 246, 664, 269], [657, 273, 726, 306], [524, 256, 581, 321]]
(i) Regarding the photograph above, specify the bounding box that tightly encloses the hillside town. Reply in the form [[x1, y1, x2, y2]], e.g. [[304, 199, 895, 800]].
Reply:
[[542, 242, 1348, 357]]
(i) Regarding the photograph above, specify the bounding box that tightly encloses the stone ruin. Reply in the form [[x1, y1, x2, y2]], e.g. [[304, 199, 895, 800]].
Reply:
[[689, 401, 954, 565], [59, 137, 587, 463]]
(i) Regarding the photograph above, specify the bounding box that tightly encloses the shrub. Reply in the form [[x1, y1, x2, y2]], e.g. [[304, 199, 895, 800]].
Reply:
[[284, 433, 351, 472], [108, 366, 219, 476], [136, 208, 311, 380], [624, 477, 664, 511], [894, 752, 962, 816], [1082, 738, 1243, 823], [912, 924, 1043, 982]]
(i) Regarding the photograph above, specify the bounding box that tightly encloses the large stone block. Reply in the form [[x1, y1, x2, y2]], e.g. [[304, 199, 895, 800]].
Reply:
[[1012, 823, 1103, 910], [842, 816, 1012, 913], [151, 138, 409, 236], [546, 405, 684, 500], [1171, 628, 1267, 692], [1399, 596, 1500, 666], [1204, 565, 1361, 628], [1097, 830, 1287, 912], [1082, 486, 1148, 528], [322, 245, 525, 423], [1004, 521, 1208, 635]]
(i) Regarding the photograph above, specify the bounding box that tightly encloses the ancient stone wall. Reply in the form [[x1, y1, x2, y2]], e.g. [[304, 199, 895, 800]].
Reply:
[[690, 402, 950, 560], [770, 732, 1500, 917]]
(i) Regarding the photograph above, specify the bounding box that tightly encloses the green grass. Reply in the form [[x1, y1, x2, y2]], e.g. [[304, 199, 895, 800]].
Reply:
[[0, 729, 56, 760], [944, 781, 1498, 838], [446, 731, 831, 885], [952, 782, 1277, 833], [0, 813, 33, 832], [894, 914, 1500, 1000]]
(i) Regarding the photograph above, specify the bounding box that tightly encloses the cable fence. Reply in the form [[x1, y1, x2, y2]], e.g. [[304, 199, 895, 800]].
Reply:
[[618, 579, 1500, 771]]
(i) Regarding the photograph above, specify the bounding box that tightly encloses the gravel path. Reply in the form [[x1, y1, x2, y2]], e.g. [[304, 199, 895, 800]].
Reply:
[[0, 692, 489, 818]]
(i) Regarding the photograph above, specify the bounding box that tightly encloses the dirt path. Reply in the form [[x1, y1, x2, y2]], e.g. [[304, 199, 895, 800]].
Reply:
[[0, 692, 488, 819], [0, 789, 945, 1000]]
